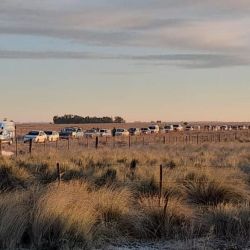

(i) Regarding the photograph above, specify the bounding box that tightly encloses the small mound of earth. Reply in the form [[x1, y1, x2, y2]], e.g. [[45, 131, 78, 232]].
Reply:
[[1, 151, 14, 157]]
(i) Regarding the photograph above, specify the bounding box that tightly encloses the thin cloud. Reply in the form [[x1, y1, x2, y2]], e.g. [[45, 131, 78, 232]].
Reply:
[[1, 50, 249, 69], [0, 0, 250, 68]]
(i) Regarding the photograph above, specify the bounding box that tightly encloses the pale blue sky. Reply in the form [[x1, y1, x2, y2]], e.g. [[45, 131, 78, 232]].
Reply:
[[0, 0, 250, 122]]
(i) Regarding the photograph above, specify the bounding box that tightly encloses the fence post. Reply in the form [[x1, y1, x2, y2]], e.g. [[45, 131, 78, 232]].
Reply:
[[0, 140, 2, 155], [159, 164, 163, 207], [29, 139, 32, 155], [163, 136, 166, 145], [57, 162, 61, 184], [56, 139, 58, 149], [95, 136, 99, 149], [128, 135, 131, 148], [142, 136, 145, 146], [67, 138, 70, 150]]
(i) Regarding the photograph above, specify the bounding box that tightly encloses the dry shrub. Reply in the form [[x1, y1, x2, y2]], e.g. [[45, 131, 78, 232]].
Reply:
[[138, 196, 194, 239], [0, 164, 31, 191], [94, 186, 132, 223], [0, 190, 33, 249], [33, 181, 97, 248], [205, 203, 250, 241], [183, 171, 248, 205]]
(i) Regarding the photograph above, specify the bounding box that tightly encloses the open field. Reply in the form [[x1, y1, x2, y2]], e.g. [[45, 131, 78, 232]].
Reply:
[[1, 139, 250, 249]]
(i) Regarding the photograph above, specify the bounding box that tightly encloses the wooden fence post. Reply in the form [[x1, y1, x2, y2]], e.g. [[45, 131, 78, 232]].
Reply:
[[57, 162, 61, 184], [163, 136, 166, 145], [128, 136, 131, 148], [67, 138, 70, 150], [159, 164, 163, 207], [0, 140, 2, 155], [142, 136, 145, 146], [95, 136, 99, 149], [29, 139, 32, 155]]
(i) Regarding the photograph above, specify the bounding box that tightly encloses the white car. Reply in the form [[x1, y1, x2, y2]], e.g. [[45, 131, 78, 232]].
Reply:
[[84, 129, 100, 138], [99, 129, 112, 137], [185, 126, 194, 131], [148, 125, 160, 134], [164, 125, 174, 133], [44, 131, 59, 142], [221, 125, 228, 131], [24, 131, 47, 143], [115, 128, 129, 136], [140, 128, 151, 135], [0, 120, 15, 145], [128, 128, 141, 136], [173, 124, 184, 131], [75, 128, 84, 138]]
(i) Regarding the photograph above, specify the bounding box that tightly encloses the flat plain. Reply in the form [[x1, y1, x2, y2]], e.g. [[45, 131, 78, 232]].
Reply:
[[0, 123, 250, 249]]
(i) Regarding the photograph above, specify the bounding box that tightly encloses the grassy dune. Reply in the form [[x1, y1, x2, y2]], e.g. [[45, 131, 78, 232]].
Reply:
[[0, 143, 250, 249]]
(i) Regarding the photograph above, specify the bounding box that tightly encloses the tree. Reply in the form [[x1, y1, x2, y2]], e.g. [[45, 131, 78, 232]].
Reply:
[[114, 116, 125, 123]]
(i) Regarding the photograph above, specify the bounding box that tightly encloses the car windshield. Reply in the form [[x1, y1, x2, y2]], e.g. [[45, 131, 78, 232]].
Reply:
[[116, 129, 124, 132], [28, 131, 39, 136], [173, 125, 179, 128], [129, 128, 136, 131], [149, 126, 156, 129], [165, 126, 171, 129], [45, 131, 53, 135]]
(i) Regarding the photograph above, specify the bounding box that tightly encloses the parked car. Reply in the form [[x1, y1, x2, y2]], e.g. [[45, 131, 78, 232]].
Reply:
[[221, 125, 228, 131], [44, 131, 59, 142], [204, 125, 212, 131], [61, 127, 77, 138], [185, 125, 194, 131], [148, 125, 160, 134], [238, 125, 248, 130], [115, 128, 129, 136], [24, 131, 47, 143], [173, 124, 183, 131], [193, 125, 201, 131], [75, 128, 84, 138], [84, 129, 100, 138], [0, 120, 15, 145], [128, 128, 141, 136], [99, 129, 112, 137], [163, 125, 174, 133], [140, 127, 151, 135]]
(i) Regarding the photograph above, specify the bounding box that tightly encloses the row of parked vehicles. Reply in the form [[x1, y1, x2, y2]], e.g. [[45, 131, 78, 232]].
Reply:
[[1, 120, 250, 145]]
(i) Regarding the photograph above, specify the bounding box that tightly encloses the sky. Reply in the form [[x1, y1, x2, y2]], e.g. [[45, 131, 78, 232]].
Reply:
[[0, 0, 250, 122]]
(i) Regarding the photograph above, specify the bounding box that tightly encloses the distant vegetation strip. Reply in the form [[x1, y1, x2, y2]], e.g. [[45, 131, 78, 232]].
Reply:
[[53, 114, 125, 124]]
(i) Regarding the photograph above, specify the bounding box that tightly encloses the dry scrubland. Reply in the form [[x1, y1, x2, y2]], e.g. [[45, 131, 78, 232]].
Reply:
[[1, 142, 250, 249]]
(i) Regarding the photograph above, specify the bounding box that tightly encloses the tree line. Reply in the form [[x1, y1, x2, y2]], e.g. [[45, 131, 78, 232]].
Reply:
[[53, 115, 125, 124]]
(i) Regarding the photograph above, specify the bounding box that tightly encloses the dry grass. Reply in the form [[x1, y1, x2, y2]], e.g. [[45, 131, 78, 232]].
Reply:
[[0, 142, 250, 248]]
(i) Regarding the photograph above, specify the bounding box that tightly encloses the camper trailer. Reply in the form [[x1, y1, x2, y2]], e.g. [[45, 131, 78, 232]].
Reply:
[[0, 120, 15, 145]]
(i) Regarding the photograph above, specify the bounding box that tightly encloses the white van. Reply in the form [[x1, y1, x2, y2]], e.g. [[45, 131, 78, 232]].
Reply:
[[148, 125, 160, 134], [0, 120, 15, 144]]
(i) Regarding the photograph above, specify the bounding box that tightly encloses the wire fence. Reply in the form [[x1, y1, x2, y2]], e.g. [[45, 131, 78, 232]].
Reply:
[[1, 129, 250, 157]]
